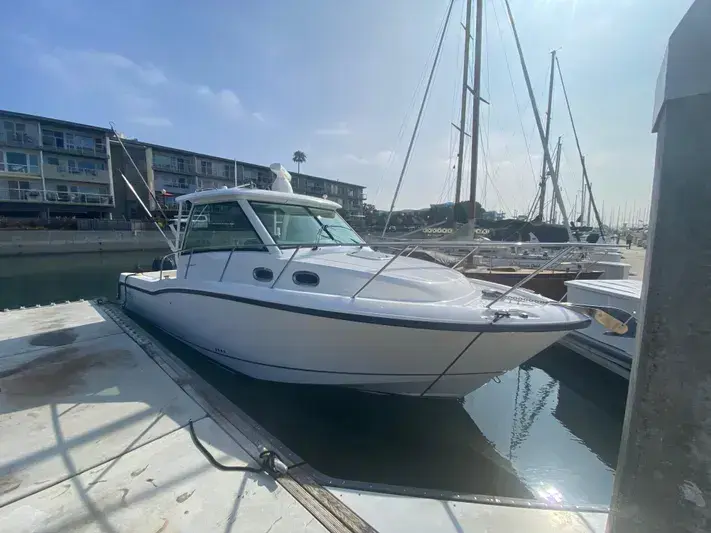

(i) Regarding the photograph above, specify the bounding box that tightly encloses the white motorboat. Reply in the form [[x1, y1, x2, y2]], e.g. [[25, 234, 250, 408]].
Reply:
[[559, 279, 641, 379], [118, 167, 593, 398]]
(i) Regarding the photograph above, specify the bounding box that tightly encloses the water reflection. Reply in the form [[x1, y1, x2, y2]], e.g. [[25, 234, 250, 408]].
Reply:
[[134, 314, 626, 506], [466, 349, 627, 505]]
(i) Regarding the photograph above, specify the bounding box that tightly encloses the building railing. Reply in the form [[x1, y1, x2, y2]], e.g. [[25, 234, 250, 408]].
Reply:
[[153, 161, 196, 174], [41, 139, 106, 157], [155, 182, 193, 191], [0, 187, 113, 206], [0, 131, 39, 148], [0, 162, 41, 175], [44, 190, 114, 206], [0, 187, 44, 202], [43, 164, 110, 183]]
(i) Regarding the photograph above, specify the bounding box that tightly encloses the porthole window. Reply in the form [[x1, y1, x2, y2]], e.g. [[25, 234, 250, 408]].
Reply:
[[253, 267, 274, 282], [292, 271, 320, 287]]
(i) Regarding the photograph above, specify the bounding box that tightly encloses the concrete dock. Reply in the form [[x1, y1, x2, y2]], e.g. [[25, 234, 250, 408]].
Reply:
[[0, 300, 609, 532]]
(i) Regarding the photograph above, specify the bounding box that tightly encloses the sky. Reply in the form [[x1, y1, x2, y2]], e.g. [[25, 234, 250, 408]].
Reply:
[[1, 0, 695, 224]]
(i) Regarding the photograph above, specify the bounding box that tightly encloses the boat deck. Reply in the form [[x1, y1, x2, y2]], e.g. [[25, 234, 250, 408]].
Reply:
[[0, 300, 609, 532]]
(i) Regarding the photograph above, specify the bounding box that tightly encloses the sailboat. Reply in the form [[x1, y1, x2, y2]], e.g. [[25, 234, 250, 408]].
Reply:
[[375, 0, 623, 298]]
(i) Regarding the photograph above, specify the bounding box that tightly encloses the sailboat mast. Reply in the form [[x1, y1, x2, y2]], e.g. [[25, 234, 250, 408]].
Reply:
[[468, 0, 484, 221], [549, 137, 562, 223], [502, 0, 573, 239], [454, 0, 473, 208], [580, 162, 586, 224], [538, 50, 556, 221]]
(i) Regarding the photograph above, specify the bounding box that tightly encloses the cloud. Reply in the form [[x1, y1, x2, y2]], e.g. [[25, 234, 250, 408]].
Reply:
[[344, 154, 369, 165], [32, 42, 247, 125], [374, 150, 395, 167], [129, 116, 173, 127], [343, 149, 395, 168], [252, 112, 266, 123], [197, 86, 243, 120], [38, 48, 167, 88], [315, 122, 351, 136]]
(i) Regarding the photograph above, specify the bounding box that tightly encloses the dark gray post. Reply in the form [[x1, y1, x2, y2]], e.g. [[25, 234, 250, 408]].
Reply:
[[609, 1, 711, 532]]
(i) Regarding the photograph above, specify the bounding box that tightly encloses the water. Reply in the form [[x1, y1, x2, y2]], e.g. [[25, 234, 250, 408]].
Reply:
[[0, 251, 160, 309], [0, 252, 628, 507]]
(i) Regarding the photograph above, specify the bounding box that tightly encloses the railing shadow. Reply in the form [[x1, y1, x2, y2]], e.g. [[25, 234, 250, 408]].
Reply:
[[0, 302, 271, 532]]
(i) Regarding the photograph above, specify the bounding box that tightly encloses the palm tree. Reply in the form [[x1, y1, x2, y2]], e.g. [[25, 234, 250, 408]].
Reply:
[[292, 151, 307, 173]]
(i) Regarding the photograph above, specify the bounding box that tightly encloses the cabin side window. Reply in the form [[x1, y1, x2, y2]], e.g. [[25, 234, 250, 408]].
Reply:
[[182, 201, 265, 254]]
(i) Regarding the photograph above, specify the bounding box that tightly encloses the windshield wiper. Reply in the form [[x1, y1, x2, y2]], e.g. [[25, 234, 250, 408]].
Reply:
[[324, 225, 360, 243]]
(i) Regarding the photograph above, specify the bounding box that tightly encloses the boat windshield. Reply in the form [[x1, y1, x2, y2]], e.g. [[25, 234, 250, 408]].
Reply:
[[249, 201, 363, 248]]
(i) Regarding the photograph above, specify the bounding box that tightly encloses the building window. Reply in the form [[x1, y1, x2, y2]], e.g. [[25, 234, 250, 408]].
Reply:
[[43, 129, 64, 149], [3, 121, 25, 134], [42, 130, 96, 154], [6, 179, 32, 200], [3, 151, 39, 174], [2, 121, 31, 144], [201, 160, 213, 175]]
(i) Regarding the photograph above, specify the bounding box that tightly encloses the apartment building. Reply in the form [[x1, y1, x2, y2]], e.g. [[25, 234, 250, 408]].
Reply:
[[111, 138, 366, 219], [0, 109, 365, 219], [0, 110, 114, 218]]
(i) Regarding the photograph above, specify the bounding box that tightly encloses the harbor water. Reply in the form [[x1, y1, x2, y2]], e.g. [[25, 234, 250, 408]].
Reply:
[[0, 251, 628, 507]]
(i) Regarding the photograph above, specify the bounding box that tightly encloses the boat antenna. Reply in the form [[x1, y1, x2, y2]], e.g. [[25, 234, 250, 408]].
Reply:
[[109, 122, 177, 252], [381, 0, 456, 238], [555, 56, 606, 240], [502, 0, 573, 240]]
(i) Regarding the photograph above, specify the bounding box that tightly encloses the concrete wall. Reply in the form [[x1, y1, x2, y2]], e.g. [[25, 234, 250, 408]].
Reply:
[[0, 230, 169, 256]]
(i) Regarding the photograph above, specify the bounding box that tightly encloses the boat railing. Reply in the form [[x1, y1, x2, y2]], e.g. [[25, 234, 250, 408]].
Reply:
[[158, 240, 622, 301]]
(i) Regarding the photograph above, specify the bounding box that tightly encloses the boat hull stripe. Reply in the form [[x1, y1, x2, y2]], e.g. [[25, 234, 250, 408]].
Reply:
[[119, 281, 589, 333]]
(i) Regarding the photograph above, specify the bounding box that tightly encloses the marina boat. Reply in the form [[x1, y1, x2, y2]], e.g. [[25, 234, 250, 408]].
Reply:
[[118, 166, 595, 399], [558, 279, 642, 379]]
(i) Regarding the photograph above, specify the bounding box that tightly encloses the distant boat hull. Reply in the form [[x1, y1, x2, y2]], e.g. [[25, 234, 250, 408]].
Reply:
[[464, 269, 604, 301]]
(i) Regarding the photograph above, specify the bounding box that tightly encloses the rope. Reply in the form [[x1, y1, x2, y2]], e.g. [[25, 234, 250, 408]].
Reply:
[[420, 333, 483, 397], [187, 419, 299, 477]]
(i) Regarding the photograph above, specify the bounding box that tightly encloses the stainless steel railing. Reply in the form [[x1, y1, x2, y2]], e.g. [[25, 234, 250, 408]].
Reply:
[[154, 240, 620, 301]]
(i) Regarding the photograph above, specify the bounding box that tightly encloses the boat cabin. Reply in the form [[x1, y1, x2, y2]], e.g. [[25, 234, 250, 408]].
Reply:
[[171, 186, 470, 301]]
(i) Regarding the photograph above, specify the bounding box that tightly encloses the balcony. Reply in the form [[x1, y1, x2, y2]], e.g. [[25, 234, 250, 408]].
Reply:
[[0, 162, 41, 176], [45, 190, 114, 206], [0, 131, 40, 148], [155, 182, 196, 195], [0, 186, 113, 206], [43, 164, 110, 184], [152, 161, 196, 175], [41, 138, 107, 158], [0, 187, 44, 202]]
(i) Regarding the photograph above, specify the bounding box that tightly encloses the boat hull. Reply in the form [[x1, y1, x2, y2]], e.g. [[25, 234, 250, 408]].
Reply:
[[120, 280, 569, 398]]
